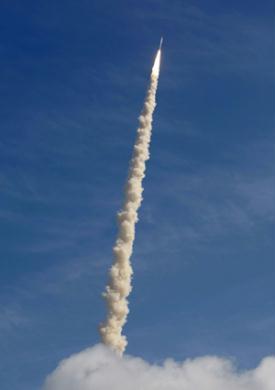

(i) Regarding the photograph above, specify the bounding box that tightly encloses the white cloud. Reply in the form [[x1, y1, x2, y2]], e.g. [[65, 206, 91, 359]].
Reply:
[[43, 344, 275, 390]]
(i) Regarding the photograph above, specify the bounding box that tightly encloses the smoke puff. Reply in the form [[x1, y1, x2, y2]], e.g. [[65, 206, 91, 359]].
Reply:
[[43, 344, 275, 390]]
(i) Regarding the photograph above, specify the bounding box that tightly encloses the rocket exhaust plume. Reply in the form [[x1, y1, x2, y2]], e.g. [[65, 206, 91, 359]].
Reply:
[[99, 44, 162, 355]]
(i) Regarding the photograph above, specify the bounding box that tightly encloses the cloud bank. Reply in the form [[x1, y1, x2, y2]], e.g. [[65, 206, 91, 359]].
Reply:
[[43, 344, 275, 390]]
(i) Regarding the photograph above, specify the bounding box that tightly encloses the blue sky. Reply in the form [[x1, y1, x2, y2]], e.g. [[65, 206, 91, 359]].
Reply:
[[0, 1, 274, 389]]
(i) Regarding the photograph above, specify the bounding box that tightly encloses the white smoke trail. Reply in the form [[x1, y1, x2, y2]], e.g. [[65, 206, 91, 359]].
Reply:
[[99, 48, 161, 355]]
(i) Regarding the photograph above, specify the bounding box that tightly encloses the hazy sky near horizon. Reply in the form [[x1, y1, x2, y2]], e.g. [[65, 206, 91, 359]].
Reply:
[[0, 1, 274, 389]]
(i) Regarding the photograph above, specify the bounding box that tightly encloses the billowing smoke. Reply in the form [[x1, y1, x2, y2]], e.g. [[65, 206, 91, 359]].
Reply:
[[43, 344, 275, 390], [99, 49, 162, 354], [42, 45, 275, 390]]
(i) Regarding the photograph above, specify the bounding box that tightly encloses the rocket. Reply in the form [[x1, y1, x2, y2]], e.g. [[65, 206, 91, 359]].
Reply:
[[159, 37, 163, 50]]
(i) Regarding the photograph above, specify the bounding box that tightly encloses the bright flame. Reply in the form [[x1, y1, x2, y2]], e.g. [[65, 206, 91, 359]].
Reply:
[[151, 49, 161, 77]]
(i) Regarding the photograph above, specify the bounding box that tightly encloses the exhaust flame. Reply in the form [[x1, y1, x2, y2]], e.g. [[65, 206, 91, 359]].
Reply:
[[99, 48, 161, 355], [152, 49, 161, 78]]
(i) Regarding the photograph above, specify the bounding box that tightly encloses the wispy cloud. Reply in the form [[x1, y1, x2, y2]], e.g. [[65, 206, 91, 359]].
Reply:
[[0, 307, 29, 332], [132, 0, 273, 84]]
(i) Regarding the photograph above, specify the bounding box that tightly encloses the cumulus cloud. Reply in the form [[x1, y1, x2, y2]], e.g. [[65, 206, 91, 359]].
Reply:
[[43, 344, 275, 390]]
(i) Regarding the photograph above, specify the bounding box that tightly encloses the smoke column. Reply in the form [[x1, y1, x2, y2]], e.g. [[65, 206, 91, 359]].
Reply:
[[99, 48, 161, 355]]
